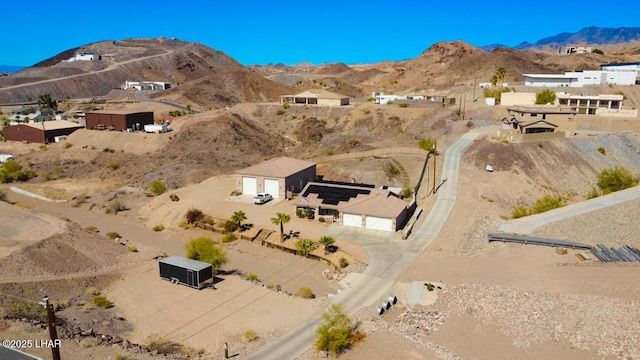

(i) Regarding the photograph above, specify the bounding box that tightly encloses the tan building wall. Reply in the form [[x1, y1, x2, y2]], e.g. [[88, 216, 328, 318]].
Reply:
[[501, 92, 536, 106]]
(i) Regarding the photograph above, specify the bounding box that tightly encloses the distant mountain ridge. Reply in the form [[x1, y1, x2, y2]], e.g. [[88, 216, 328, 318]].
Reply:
[[480, 26, 640, 51]]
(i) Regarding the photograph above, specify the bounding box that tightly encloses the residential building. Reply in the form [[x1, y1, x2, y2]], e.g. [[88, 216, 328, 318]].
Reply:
[[66, 52, 100, 61], [523, 69, 636, 87], [293, 180, 409, 232], [562, 45, 592, 54], [280, 89, 349, 107], [122, 80, 172, 91], [498, 106, 578, 142]]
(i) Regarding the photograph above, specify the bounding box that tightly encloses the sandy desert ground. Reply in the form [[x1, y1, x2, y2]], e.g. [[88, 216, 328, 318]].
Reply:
[[1, 123, 639, 360]]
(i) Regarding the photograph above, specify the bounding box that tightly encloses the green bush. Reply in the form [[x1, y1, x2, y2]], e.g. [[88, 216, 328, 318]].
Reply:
[[105, 232, 120, 239], [586, 187, 601, 199], [93, 295, 113, 308], [5, 300, 47, 322], [246, 273, 259, 282], [150, 180, 167, 195], [597, 147, 606, 155], [530, 195, 565, 214], [297, 287, 315, 299], [85, 225, 99, 232], [384, 164, 401, 179], [0, 160, 36, 183], [106, 199, 128, 214], [0, 190, 7, 202], [153, 224, 165, 232], [221, 233, 237, 243], [535, 89, 557, 104], [276, 109, 286, 115], [511, 206, 529, 219], [127, 246, 138, 252], [295, 239, 319, 257], [597, 167, 637, 194], [339, 257, 349, 268], [185, 237, 228, 272], [315, 304, 357, 356], [398, 103, 408, 108]]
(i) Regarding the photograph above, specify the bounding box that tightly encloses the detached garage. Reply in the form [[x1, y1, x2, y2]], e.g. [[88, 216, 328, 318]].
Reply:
[[85, 110, 154, 131], [341, 191, 409, 232], [236, 157, 316, 198]]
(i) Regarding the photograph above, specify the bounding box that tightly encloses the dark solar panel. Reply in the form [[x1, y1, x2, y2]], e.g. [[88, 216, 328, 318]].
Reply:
[[317, 180, 376, 188], [302, 184, 371, 205]]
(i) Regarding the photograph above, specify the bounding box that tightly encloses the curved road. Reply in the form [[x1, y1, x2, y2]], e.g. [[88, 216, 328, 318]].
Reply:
[[248, 128, 486, 360]]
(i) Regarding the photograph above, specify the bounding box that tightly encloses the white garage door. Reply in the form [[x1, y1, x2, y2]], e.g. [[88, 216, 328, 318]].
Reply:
[[264, 179, 280, 198], [343, 214, 363, 228], [365, 216, 393, 231], [242, 177, 257, 196]]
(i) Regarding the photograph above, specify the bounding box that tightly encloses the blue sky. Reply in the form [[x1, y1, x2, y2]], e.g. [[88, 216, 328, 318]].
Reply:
[[1, 0, 638, 67]]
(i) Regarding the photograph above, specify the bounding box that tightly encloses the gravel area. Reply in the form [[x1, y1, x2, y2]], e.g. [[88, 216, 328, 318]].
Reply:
[[533, 197, 640, 248], [458, 218, 502, 256]]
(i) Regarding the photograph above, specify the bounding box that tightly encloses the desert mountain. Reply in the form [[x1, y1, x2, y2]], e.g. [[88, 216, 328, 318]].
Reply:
[[517, 26, 640, 50], [0, 38, 291, 107]]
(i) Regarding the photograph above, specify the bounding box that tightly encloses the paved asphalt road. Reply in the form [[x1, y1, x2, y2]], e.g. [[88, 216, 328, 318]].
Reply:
[[247, 128, 486, 360]]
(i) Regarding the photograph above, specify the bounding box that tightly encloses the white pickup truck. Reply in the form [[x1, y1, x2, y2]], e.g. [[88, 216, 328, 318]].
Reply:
[[253, 193, 272, 204]]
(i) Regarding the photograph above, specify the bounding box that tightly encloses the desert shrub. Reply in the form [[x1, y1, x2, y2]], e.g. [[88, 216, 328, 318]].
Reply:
[[153, 224, 165, 232], [85, 225, 99, 232], [93, 295, 113, 308], [146, 334, 184, 355], [185, 237, 228, 272], [185, 208, 204, 224], [0, 160, 36, 183], [85, 287, 101, 296], [115, 355, 136, 360], [339, 257, 349, 268], [243, 329, 259, 342], [597, 167, 637, 194], [501, 138, 509, 143], [315, 304, 358, 356], [106, 199, 128, 214], [398, 103, 408, 108], [384, 164, 401, 179], [0, 190, 6, 202], [511, 206, 529, 219], [105, 232, 120, 239], [318, 217, 326, 223], [5, 300, 47, 322], [127, 246, 138, 252], [39, 144, 47, 150], [106, 160, 119, 170], [586, 187, 601, 199], [223, 220, 238, 233], [537, 142, 544, 148], [597, 147, 606, 155], [530, 195, 565, 214], [103, 147, 115, 153], [297, 287, 315, 299], [221, 233, 237, 243], [295, 239, 319, 257], [282, 103, 290, 109], [63, 142, 73, 149], [246, 273, 259, 282], [400, 187, 412, 198], [150, 180, 167, 195], [276, 109, 286, 115]]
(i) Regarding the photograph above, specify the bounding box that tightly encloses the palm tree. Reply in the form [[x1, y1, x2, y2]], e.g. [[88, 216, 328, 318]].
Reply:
[[318, 236, 336, 254], [496, 66, 507, 85], [231, 210, 247, 230], [271, 212, 291, 243]]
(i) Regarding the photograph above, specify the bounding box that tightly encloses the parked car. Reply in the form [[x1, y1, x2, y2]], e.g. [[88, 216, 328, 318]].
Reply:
[[253, 192, 273, 204]]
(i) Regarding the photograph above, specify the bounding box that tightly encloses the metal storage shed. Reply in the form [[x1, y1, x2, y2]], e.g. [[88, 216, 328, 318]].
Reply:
[[159, 256, 213, 289]]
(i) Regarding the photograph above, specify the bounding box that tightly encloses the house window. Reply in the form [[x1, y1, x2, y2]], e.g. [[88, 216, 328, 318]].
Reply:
[[530, 113, 537, 117], [579, 100, 588, 107], [570, 100, 578, 106], [611, 101, 620, 109], [559, 99, 568, 106]]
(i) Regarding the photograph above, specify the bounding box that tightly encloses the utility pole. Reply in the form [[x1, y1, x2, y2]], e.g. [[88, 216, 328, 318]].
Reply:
[[42, 296, 61, 360], [432, 141, 437, 195]]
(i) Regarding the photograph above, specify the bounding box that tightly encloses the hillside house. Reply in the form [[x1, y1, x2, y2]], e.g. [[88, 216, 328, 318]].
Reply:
[[280, 89, 349, 107], [601, 62, 640, 84], [563, 45, 592, 54], [2, 120, 83, 144], [66, 52, 100, 61], [293, 180, 409, 232], [8, 107, 53, 123], [122, 80, 172, 91], [524, 70, 636, 87], [498, 106, 577, 142]]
